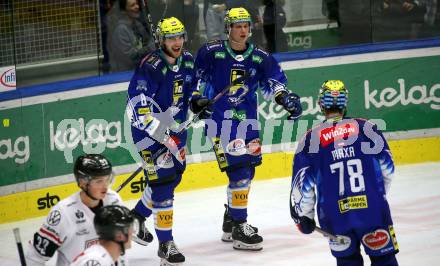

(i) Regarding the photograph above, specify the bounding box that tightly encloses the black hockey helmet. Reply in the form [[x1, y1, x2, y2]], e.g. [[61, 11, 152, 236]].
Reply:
[[94, 205, 134, 241], [73, 154, 113, 184]]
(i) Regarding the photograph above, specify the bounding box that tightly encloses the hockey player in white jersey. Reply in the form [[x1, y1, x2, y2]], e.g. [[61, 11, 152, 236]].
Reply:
[[25, 154, 125, 266], [70, 205, 134, 266]]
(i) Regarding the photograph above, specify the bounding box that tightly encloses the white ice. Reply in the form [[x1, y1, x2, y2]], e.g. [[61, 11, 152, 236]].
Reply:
[[1, 162, 439, 265]]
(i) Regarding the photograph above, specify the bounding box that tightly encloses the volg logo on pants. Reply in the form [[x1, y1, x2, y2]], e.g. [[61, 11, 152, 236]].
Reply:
[[156, 209, 173, 229], [0, 136, 30, 164]]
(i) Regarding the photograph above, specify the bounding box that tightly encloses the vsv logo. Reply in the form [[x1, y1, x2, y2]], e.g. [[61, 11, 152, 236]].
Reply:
[[0, 136, 30, 164], [131, 175, 147, 193], [37, 192, 60, 210]]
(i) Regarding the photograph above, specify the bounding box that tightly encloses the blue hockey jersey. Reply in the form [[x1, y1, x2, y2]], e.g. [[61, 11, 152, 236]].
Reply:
[[290, 118, 395, 234], [194, 40, 288, 170], [127, 49, 197, 180]]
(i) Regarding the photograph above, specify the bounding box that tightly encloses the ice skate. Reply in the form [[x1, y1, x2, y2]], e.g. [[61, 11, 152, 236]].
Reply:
[[222, 204, 258, 242], [131, 210, 153, 246], [158, 240, 185, 266], [232, 222, 263, 251]]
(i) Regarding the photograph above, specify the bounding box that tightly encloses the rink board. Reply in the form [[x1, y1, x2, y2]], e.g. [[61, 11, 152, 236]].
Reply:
[[1, 43, 440, 223], [0, 136, 439, 224]]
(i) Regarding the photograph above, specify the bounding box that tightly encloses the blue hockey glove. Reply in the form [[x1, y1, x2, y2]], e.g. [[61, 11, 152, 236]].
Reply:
[[276, 92, 303, 120], [296, 216, 316, 234], [190, 95, 213, 119]]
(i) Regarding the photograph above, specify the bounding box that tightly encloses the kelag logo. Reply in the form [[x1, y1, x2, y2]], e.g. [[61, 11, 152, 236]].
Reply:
[[0, 67, 16, 88], [37, 192, 60, 210], [0, 136, 30, 164], [131, 175, 147, 193]]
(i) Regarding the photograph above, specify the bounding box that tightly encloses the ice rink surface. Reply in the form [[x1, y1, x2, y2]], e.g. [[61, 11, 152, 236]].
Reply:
[[1, 162, 439, 265]]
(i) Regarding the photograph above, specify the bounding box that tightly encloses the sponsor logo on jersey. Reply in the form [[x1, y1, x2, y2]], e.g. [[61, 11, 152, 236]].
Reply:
[[76, 228, 90, 236], [46, 210, 62, 226], [338, 195, 368, 213], [137, 107, 151, 115], [246, 138, 261, 156], [320, 122, 359, 147], [84, 259, 101, 266], [157, 152, 174, 169], [136, 80, 148, 91], [226, 139, 246, 156], [85, 238, 99, 249], [38, 192, 61, 210], [75, 210, 86, 224], [329, 235, 351, 252], [252, 55, 262, 64], [0, 136, 30, 164], [389, 225, 399, 251], [141, 150, 158, 181], [212, 137, 228, 170], [173, 79, 184, 105], [231, 109, 246, 121], [362, 229, 390, 250], [184, 61, 194, 69], [215, 51, 226, 59]]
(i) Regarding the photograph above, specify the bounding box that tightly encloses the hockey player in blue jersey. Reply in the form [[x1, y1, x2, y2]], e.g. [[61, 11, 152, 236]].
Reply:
[[290, 80, 399, 266], [126, 17, 204, 265], [193, 7, 303, 251]]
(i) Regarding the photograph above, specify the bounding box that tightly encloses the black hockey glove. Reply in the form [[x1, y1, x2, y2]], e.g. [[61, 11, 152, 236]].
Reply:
[[276, 91, 303, 121], [190, 95, 213, 119], [296, 216, 316, 234]]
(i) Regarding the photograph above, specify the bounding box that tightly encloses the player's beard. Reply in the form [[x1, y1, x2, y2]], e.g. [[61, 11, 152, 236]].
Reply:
[[163, 44, 182, 59]]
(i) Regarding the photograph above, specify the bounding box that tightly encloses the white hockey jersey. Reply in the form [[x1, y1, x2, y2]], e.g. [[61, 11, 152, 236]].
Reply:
[[25, 190, 125, 266], [70, 244, 118, 266]]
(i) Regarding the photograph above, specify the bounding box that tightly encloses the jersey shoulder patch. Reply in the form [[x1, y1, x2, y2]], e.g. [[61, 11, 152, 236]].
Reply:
[[140, 52, 162, 69], [205, 39, 224, 50], [253, 45, 270, 57]]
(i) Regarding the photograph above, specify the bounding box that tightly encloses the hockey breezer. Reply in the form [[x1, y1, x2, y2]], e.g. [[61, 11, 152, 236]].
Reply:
[[117, 72, 251, 193]]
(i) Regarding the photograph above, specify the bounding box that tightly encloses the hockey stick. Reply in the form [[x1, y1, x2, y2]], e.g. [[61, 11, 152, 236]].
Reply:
[[315, 226, 346, 244], [117, 73, 251, 192], [13, 228, 26, 266], [116, 166, 143, 193], [139, 0, 159, 48]]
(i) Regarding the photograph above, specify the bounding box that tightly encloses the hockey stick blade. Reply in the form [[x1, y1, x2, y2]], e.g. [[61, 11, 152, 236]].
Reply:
[[315, 226, 346, 244], [13, 228, 27, 266]]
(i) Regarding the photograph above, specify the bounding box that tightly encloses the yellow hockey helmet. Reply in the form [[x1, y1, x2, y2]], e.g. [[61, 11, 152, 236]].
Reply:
[[318, 80, 349, 112], [156, 17, 186, 40], [224, 7, 252, 34]]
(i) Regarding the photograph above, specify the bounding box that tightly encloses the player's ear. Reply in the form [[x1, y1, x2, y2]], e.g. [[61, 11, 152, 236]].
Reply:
[[77, 178, 87, 189], [114, 231, 125, 242]]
